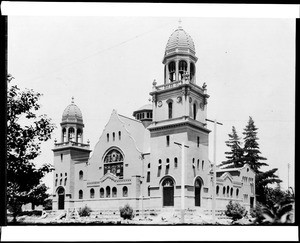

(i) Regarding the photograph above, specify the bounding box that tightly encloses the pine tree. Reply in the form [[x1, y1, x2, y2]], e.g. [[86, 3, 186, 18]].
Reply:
[[220, 126, 244, 169], [242, 116, 268, 173]]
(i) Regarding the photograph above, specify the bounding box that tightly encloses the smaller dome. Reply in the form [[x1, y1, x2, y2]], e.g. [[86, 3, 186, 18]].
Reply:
[[137, 104, 152, 111], [62, 98, 83, 124], [132, 104, 152, 117]]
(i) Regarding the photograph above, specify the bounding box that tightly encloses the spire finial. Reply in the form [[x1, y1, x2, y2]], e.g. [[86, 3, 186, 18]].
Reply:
[[71, 96, 74, 103], [178, 18, 182, 29]]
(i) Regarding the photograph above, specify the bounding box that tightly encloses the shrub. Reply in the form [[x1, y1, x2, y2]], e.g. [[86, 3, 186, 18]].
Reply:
[[225, 200, 247, 221], [119, 204, 134, 220], [78, 206, 91, 217]]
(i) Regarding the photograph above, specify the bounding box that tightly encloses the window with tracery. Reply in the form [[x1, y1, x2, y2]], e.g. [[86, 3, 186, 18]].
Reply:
[[103, 148, 124, 178]]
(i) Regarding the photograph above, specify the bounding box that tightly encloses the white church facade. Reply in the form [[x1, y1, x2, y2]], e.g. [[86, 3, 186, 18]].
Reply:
[[52, 24, 256, 213]]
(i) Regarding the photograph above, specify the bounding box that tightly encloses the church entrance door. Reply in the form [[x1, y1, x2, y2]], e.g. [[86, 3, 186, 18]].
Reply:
[[57, 187, 65, 210], [162, 178, 174, 207], [195, 178, 202, 207]]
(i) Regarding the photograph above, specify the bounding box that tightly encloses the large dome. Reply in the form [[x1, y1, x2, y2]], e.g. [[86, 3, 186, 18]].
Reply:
[[164, 26, 196, 60], [62, 99, 83, 124]]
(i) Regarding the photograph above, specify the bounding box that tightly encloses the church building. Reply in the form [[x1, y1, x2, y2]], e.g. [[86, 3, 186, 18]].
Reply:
[[52, 24, 256, 213]]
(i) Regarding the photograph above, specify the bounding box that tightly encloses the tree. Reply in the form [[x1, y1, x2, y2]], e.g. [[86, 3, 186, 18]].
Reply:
[[220, 126, 244, 169], [7, 74, 55, 222], [242, 117, 268, 173], [242, 117, 282, 204]]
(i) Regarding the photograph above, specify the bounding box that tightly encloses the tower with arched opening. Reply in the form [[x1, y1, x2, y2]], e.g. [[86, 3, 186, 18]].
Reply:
[[52, 98, 91, 210]]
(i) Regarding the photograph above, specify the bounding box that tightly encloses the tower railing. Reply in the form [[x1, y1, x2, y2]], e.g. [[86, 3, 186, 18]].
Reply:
[[54, 141, 90, 148], [155, 80, 183, 90]]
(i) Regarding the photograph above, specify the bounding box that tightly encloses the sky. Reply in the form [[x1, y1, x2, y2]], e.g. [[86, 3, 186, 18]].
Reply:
[[7, 7, 295, 195]]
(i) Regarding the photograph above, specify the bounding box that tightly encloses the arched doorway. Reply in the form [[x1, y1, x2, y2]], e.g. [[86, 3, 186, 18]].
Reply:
[[57, 187, 65, 210], [162, 178, 174, 207], [195, 178, 202, 207]]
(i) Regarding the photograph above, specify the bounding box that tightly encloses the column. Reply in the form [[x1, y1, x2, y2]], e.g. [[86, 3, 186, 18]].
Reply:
[[175, 60, 179, 82], [165, 64, 169, 84], [75, 128, 78, 143]]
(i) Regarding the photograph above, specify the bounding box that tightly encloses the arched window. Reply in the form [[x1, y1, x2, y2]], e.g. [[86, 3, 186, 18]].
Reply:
[[236, 188, 239, 197], [227, 186, 230, 196], [197, 159, 200, 169], [230, 187, 233, 197], [107, 133, 109, 142], [166, 158, 170, 175], [68, 127, 75, 141], [174, 157, 178, 168], [190, 62, 195, 82], [113, 132, 115, 141], [178, 60, 187, 81], [55, 179, 58, 187], [158, 159, 162, 177], [90, 188, 95, 198], [79, 170, 83, 180], [100, 188, 104, 198], [79, 190, 83, 199], [202, 160, 204, 170], [193, 103, 197, 120], [59, 179, 62, 185], [64, 178, 67, 186], [77, 129, 82, 143], [148, 163, 150, 169], [106, 186, 110, 198], [62, 128, 66, 143], [197, 136, 200, 147], [192, 158, 195, 168], [112, 187, 117, 198], [166, 135, 170, 146], [168, 102, 173, 119], [216, 185, 219, 196], [104, 148, 124, 178], [223, 186, 226, 195], [148, 186, 151, 197], [119, 131, 121, 140], [168, 61, 176, 82], [123, 186, 128, 197], [147, 171, 151, 182]]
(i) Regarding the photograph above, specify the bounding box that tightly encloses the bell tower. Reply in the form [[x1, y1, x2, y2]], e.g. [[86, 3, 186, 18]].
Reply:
[[148, 23, 211, 209], [52, 98, 91, 210]]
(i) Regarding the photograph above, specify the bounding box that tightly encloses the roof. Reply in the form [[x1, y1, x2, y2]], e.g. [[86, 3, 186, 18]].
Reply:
[[117, 113, 151, 153], [62, 98, 83, 124]]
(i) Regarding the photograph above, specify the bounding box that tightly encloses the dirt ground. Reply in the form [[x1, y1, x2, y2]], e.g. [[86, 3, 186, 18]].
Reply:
[[7, 211, 255, 225]]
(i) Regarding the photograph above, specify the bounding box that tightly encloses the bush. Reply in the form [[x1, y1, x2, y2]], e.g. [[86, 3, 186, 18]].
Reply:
[[119, 204, 134, 220], [225, 200, 247, 221], [78, 206, 91, 217]]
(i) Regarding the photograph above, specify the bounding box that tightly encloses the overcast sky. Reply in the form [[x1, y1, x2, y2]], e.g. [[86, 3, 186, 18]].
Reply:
[[8, 13, 295, 194]]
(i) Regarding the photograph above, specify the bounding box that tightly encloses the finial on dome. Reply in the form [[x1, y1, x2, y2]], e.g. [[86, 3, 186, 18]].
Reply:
[[178, 18, 182, 29], [71, 96, 74, 103]]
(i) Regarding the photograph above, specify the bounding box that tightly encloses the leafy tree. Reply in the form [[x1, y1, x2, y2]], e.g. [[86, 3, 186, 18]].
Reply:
[[225, 200, 247, 221], [220, 126, 244, 169], [253, 187, 295, 224], [7, 74, 55, 222], [242, 116, 268, 173]]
